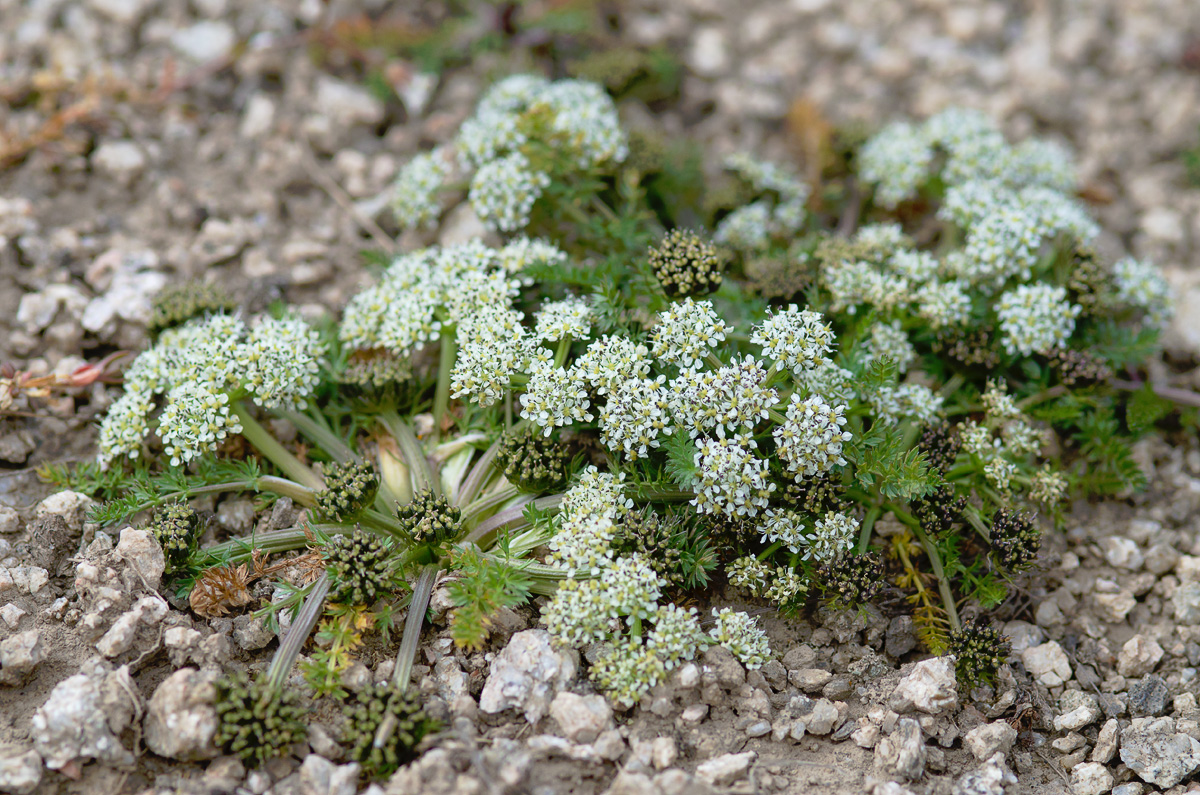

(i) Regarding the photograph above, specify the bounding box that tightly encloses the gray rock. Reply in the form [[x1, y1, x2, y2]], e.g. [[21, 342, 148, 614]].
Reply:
[[0, 745, 41, 795], [1094, 590, 1137, 623], [1120, 716, 1200, 787], [695, 750, 756, 785], [1069, 762, 1113, 795], [114, 526, 166, 591], [549, 692, 612, 744], [1100, 536, 1144, 570], [0, 604, 26, 629], [789, 668, 832, 692], [875, 718, 925, 780], [91, 141, 146, 185], [1022, 641, 1072, 687], [1174, 582, 1200, 624], [702, 644, 745, 687], [886, 615, 918, 657], [315, 77, 386, 128], [479, 630, 576, 724], [793, 697, 840, 736], [0, 630, 42, 686], [963, 721, 1017, 761], [952, 752, 1015, 795], [1118, 635, 1164, 677], [1145, 543, 1180, 576], [170, 21, 236, 62], [1055, 690, 1102, 731], [1128, 675, 1170, 717], [432, 657, 468, 703], [890, 657, 958, 715], [31, 659, 138, 770], [232, 614, 275, 651], [298, 754, 359, 795], [1091, 718, 1119, 763], [604, 771, 657, 795], [35, 490, 94, 533], [0, 506, 18, 535], [96, 594, 169, 658], [144, 668, 219, 761]]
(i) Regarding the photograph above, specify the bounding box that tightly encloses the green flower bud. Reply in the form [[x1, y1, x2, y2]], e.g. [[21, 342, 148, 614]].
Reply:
[[316, 461, 380, 522], [213, 672, 306, 767], [948, 620, 1010, 690], [322, 528, 394, 605], [342, 683, 438, 779], [989, 507, 1040, 572], [648, 229, 724, 298], [817, 550, 884, 608], [394, 489, 461, 546], [148, 282, 236, 337], [149, 500, 200, 572], [493, 426, 571, 494]]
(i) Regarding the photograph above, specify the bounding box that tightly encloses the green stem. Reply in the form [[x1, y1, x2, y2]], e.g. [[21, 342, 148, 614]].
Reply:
[[233, 403, 323, 491], [375, 564, 439, 749], [1110, 378, 1200, 409], [757, 541, 783, 561], [266, 573, 329, 691], [280, 409, 358, 464], [257, 475, 317, 506], [1016, 385, 1067, 412], [857, 505, 882, 554], [433, 329, 458, 436], [910, 523, 961, 632], [938, 374, 966, 398], [629, 485, 695, 502], [460, 484, 521, 529], [553, 337, 572, 369], [379, 412, 437, 496], [465, 495, 556, 548]]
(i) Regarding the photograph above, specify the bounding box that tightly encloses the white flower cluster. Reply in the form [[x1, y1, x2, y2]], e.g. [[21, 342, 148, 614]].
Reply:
[[995, 283, 1081, 356], [715, 154, 810, 251], [914, 280, 972, 329], [451, 305, 533, 407], [1113, 257, 1173, 328], [393, 74, 627, 233], [692, 434, 776, 518], [1030, 465, 1069, 505], [803, 511, 859, 563], [391, 149, 449, 230], [773, 393, 852, 479], [650, 298, 728, 372], [534, 296, 593, 342], [708, 608, 770, 669], [868, 383, 944, 427], [727, 555, 806, 604], [667, 356, 778, 440], [863, 320, 916, 373], [858, 122, 934, 208], [469, 152, 552, 232], [751, 306, 834, 375], [520, 360, 594, 437], [98, 313, 323, 468], [598, 375, 673, 461]]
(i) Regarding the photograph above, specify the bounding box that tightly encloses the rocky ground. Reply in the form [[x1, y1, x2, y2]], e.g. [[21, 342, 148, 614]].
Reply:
[[2, 1, 1200, 795]]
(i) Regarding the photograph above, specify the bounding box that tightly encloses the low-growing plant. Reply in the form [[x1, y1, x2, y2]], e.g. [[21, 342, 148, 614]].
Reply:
[[75, 71, 1193, 753]]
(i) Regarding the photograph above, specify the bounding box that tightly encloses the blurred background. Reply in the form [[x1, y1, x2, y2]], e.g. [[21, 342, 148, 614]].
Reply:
[[1, 0, 1199, 419]]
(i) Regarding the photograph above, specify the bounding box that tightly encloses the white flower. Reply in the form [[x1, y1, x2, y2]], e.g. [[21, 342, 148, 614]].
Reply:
[[476, 73, 549, 117], [996, 283, 1081, 356], [727, 555, 770, 595], [574, 335, 652, 395], [802, 512, 858, 563], [984, 458, 1018, 492], [757, 508, 806, 554], [519, 360, 594, 436], [534, 296, 592, 342], [158, 382, 241, 467], [1030, 465, 1068, 505], [650, 298, 728, 372], [863, 320, 916, 374], [598, 376, 673, 461], [888, 249, 940, 284], [548, 511, 617, 576], [708, 608, 770, 669], [859, 121, 934, 207], [239, 316, 324, 411], [714, 202, 772, 252], [456, 110, 527, 170], [773, 394, 852, 479], [469, 151, 551, 233], [915, 280, 972, 329], [692, 434, 775, 518], [561, 466, 632, 521], [667, 356, 778, 439], [451, 306, 532, 407], [981, 380, 1021, 422], [764, 567, 807, 604], [599, 554, 665, 621], [870, 384, 945, 426], [725, 152, 809, 202], [391, 149, 448, 230], [542, 577, 614, 647], [751, 305, 834, 375], [1006, 138, 1077, 193], [498, 237, 568, 274], [98, 388, 154, 468], [647, 604, 705, 667], [1113, 256, 1173, 328], [534, 79, 628, 168], [590, 638, 667, 707]]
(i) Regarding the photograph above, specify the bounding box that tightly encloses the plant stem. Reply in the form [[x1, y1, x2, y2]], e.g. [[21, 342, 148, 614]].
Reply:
[[911, 524, 961, 632], [279, 409, 358, 464], [1110, 378, 1200, 409], [266, 573, 329, 691], [757, 540, 783, 562], [379, 411, 436, 497], [1017, 385, 1067, 412], [433, 330, 458, 436], [375, 564, 439, 748], [460, 484, 521, 529], [629, 485, 694, 502], [257, 475, 318, 506], [458, 433, 508, 507], [464, 495, 558, 548], [857, 505, 882, 554], [553, 337, 572, 369], [233, 403, 323, 491]]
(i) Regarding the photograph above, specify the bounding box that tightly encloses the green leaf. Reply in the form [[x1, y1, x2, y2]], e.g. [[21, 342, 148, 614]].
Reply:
[[1126, 384, 1173, 435], [858, 355, 898, 396], [663, 431, 700, 490], [446, 545, 534, 651]]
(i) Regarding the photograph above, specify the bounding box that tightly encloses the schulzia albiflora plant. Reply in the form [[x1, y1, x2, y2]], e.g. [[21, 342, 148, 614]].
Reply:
[[77, 73, 1182, 765]]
